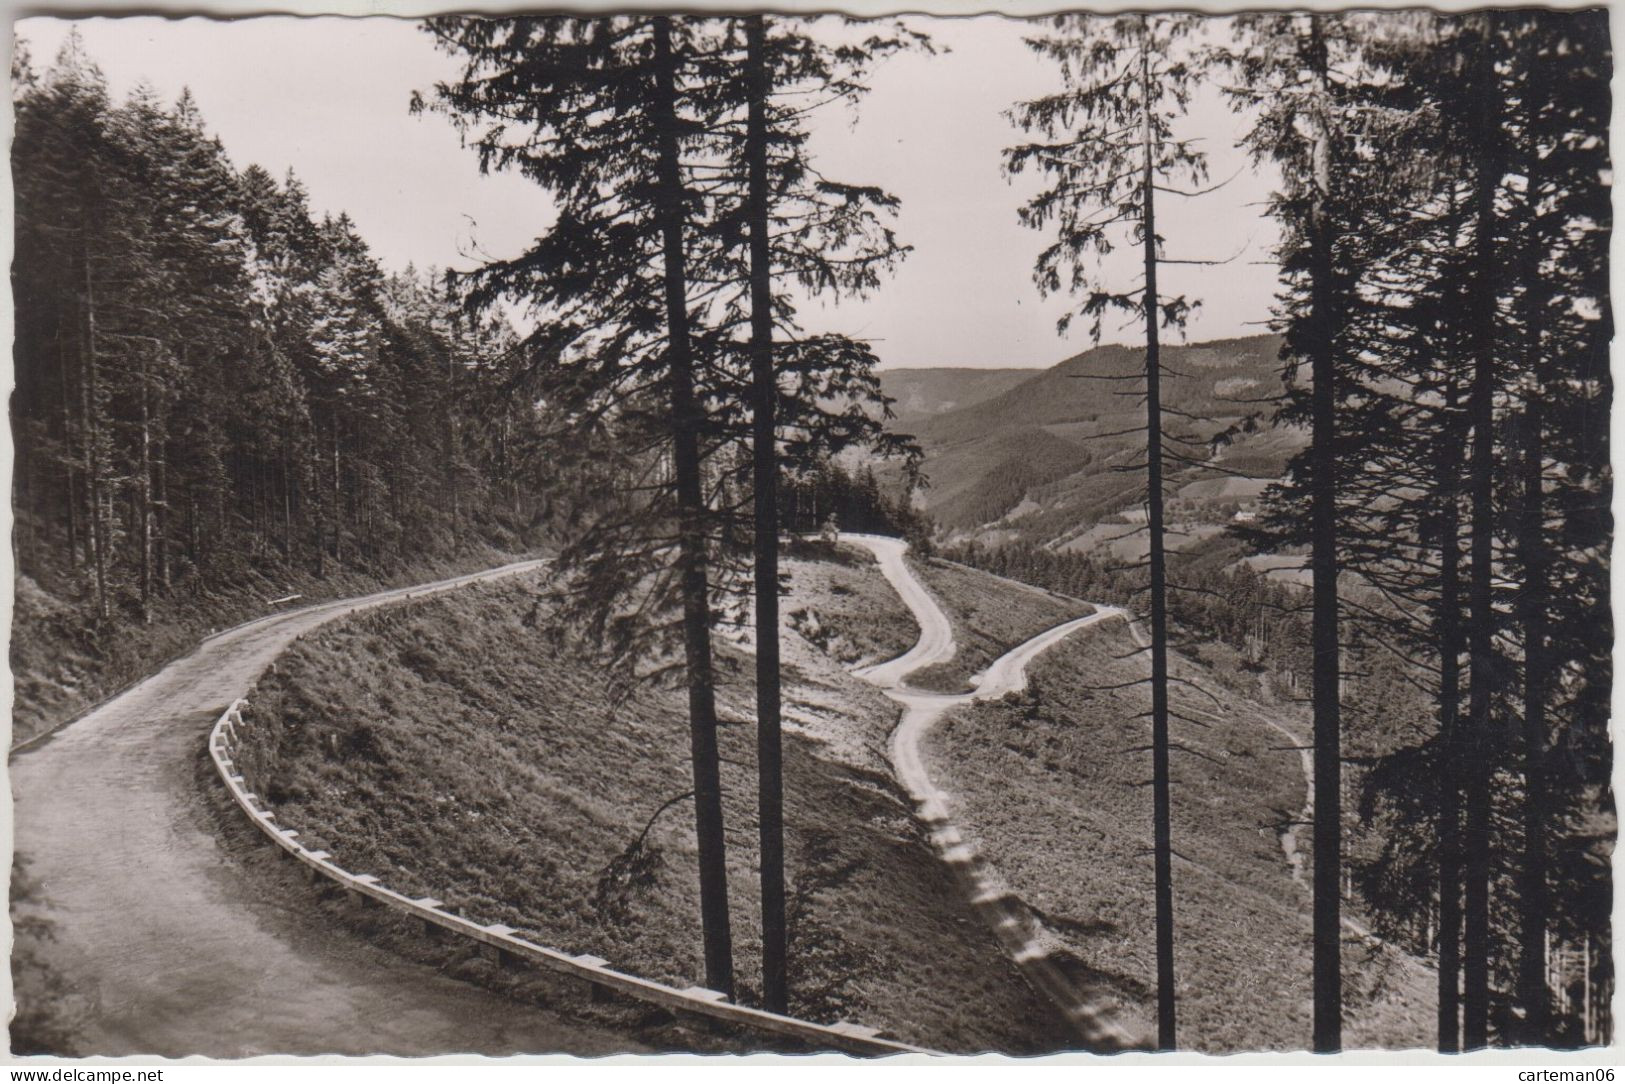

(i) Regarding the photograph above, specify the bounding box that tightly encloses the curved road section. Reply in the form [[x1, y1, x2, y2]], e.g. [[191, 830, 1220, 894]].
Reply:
[[848, 534, 1147, 1052], [10, 560, 648, 1057]]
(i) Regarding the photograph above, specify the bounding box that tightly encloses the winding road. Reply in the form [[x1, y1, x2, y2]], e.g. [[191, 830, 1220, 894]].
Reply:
[[11, 535, 1338, 1057], [9, 560, 652, 1057], [846, 535, 1148, 1052]]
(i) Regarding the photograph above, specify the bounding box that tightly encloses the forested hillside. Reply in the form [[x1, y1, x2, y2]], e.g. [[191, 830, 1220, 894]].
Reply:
[[10, 36, 548, 742], [952, 8, 1613, 1052], [877, 366, 1041, 425], [909, 334, 1300, 549]]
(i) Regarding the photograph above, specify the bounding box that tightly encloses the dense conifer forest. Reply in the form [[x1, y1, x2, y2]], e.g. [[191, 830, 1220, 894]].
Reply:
[[13, 35, 548, 605], [10, 35, 553, 739], [7, 6, 1613, 1059]]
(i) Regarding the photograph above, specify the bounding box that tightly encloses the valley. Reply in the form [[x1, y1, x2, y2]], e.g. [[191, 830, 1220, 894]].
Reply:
[[12, 9, 1610, 1060], [883, 334, 1306, 571], [12, 532, 1420, 1055]]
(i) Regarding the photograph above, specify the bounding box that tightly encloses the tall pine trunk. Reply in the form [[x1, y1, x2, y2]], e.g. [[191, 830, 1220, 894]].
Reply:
[[1514, 333, 1550, 1048], [652, 15, 735, 1000], [81, 238, 108, 622], [1462, 16, 1501, 1048], [154, 446, 170, 589], [1437, 374, 1467, 1052], [1139, 22, 1177, 1051], [138, 351, 154, 625], [281, 424, 296, 559], [446, 348, 462, 549], [309, 422, 324, 577], [1514, 41, 1551, 1040], [744, 13, 789, 1016], [1306, 13, 1343, 1053], [332, 414, 343, 564], [60, 332, 81, 566]]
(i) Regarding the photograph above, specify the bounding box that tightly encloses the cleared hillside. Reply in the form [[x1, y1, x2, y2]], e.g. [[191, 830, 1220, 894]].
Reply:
[[902, 555, 1093, 693], [230, 551, 1073, 1054], [878, 366, 1042, 425], [904, 335, 1306, 553], [921, 616, 1436, 1051]]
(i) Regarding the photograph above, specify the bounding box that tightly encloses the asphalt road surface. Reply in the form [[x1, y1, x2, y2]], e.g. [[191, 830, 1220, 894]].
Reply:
[[10, 560, 652, 1057], [846, 533, 1147, 1051]]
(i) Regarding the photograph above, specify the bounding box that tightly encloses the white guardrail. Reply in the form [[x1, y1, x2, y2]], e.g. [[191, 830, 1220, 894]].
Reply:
[[209, 698, 933, 1057]]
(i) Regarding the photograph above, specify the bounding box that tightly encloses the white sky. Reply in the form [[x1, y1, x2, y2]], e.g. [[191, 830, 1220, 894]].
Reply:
[[13, 13, 1282, 370]]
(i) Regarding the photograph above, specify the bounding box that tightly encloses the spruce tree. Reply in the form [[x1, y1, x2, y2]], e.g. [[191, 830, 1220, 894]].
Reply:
[[1007, 12, 1211, 1049], [419, 13, 745, 997], [716, 12, 919, 1013]]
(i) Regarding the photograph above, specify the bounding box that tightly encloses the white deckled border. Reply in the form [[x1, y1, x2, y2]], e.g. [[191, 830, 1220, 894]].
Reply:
[[209, 697, 931, 1057]]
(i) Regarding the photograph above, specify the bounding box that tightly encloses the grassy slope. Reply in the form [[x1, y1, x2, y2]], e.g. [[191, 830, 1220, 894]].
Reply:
[[10, 538, 535, 749], [234, 554, 1070, 1054], [779, 539, 919, 671], [922, 616, 1436, 1052], [911, 335, 1299, 549], [903, 556, 1092, 693], [878, 367, 1042, 426]]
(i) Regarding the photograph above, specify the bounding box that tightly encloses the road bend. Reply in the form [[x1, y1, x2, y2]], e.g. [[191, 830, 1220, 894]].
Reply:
[[846, 534, 1148, 1052], [10, 559, 651, 1057]]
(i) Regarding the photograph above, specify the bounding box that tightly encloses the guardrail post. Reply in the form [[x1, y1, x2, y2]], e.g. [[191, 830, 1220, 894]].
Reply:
[[480, 924, 516, 967], [202, 564, 936, 1059], [479, 943, 514, 967], [415, 898, 445, 940], [675, 987, 732, 1036], [569, 954, 614, 1003], [349, 874, 381, 909]]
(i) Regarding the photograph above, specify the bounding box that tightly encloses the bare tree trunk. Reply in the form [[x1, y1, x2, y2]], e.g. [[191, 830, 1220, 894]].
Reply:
[[1513, 32, 1551, 1044], [283, 451, 294, 557], [744, 13, 788, 1015], [313, 426, 326, 578], [652, 14, 735, 1000], [60, 330, 81, 567], [154, 445, 170, 590], [81, 243, 108, 622], [1139, 20, 1176, 1052], [1306, 13, 1342, 1053], [138, 351, 153, 624], [187, 488, 198, 571], [1513, 360, 1550, 1048], [447, 346, 462, 549], [1437, 375, 1466, 1053], [1462, 16, 1501, 1049], [332, 414, 343, 565], [280, 419, 295, 559]]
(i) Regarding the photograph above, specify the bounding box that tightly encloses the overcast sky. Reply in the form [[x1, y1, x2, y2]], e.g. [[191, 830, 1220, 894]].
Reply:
[[15, 14, 1282, 370]]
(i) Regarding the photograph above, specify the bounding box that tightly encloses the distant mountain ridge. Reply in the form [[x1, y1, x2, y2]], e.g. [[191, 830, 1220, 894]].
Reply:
[[896, 333, 1304, 558], [878, 367, 1042, 425]]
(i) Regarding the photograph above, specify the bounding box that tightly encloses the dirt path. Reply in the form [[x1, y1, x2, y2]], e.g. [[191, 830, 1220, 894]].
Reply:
[[1113, 616, 1385, 944], [9, 560, 650, 1057], [846, 534, 1146, 1052]]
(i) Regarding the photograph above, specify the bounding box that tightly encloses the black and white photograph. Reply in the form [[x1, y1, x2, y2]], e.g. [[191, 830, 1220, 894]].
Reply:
[[4, 1, 1614, 1065]]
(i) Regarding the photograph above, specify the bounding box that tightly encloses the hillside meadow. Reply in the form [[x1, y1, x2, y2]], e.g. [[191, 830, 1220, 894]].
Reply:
[[921, 616, 1437, 1051], [226, 550, 1073, 1054]]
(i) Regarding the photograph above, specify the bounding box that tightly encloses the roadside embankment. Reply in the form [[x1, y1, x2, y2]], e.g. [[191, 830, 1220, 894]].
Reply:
[[901, 556, 1093, 693], [11, 542, 540, 750], [921, 619, 1436, 1051], [232, 553, 1073, 1053]]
